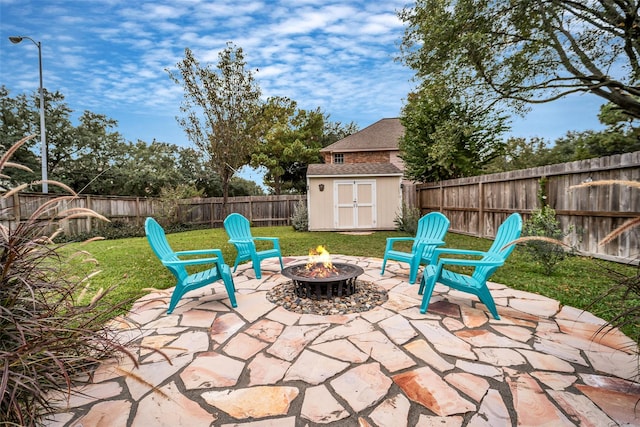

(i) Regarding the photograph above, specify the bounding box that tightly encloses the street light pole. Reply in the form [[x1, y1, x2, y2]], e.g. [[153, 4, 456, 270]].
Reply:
[[9, 36, 48, 193]]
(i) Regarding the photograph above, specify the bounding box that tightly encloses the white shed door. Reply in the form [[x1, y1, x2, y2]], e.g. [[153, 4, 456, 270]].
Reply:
[[334, 180, 376, 229]]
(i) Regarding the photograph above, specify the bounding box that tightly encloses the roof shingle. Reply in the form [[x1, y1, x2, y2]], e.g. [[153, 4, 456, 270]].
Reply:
[[320, 118, 403, 153], [307, 163, 403, 176]]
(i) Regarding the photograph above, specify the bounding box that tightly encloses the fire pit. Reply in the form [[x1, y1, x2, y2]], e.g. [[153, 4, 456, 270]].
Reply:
[[280, 245, 364, 299], [268, 246, 387, 315], [282, 262, 364, 299]]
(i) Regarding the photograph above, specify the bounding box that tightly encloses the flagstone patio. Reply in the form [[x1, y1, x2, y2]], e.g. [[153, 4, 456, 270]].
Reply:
[[46, 256, 640, 426]]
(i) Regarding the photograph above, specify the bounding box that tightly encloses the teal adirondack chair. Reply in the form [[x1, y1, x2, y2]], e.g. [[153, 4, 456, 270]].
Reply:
[[145, 217, 237, 313], [381, 212, 450, 284], [418, 213, 523, 319], [223, 213, 284, 279]]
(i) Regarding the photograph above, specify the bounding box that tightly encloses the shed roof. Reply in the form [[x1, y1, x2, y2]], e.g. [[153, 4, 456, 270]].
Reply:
[[320, 118, 403, 153], [307, 163, 403, 177]]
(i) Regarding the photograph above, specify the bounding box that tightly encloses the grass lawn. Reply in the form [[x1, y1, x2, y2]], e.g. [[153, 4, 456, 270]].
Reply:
[[72, 226, 638, 338]]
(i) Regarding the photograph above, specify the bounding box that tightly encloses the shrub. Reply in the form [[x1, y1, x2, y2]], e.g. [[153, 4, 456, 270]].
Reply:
[[291, 199, 308, 231], [158, 183, 205, 226], [522, 205, 573, 274], [394, 203, 421, 235], [0, 137, 137, 425]]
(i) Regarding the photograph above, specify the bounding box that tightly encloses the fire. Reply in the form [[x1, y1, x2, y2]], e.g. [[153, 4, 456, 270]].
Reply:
[[305, 245, 338, 278]]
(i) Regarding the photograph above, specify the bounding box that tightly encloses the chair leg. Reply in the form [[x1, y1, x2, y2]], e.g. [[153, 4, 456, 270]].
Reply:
[[252, 257, 262, 279], [477, 286, 500, 320], [380, 257, 388, 275], [167, 284, 186, 314], [408, 259, 419, 284], [278, 256, 284, 271], [221, 266, 237, 308], [419, 275, 438, 314], [232, 256, 240, 273]]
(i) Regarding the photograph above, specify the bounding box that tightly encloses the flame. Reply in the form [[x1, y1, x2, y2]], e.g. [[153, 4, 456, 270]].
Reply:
[[307, 245, 332, 268], [305, 245, 338, 277]]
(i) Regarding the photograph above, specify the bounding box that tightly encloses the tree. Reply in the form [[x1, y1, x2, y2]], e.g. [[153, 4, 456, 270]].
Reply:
[[251, 98, 326, 194], [399, 83, 508, 182], [320, 119, 359, 148], [250, 100, 357, 194], [483, 137, 552, 173], [0, 87, 60, 188], [168, 43, 263, 213], [399, 1, 640, 120], [55, 111, 127, 194], [0, 87, 131, 194]]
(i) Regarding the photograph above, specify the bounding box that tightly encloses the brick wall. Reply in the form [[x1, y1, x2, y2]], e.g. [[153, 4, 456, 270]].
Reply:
[[322, 151, 391, 164]]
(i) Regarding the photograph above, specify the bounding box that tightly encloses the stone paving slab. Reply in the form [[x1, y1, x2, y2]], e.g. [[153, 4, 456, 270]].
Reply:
[[46, 256, 640, 427]]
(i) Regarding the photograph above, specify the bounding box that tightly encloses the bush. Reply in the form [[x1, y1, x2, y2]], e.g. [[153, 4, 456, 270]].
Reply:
[[0, 137, 137, 425], [394, 203, 421, 235], [522, 205, 573, 275], [159, 183, 205, 226], [291, 200, 308, 231]]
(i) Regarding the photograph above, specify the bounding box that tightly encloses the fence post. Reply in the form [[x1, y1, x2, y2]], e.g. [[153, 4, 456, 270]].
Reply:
[[135, 197, 140, 226], [12, 192, 20, 229], [86, 195, 92, 233], [478, 182, 484, 238]]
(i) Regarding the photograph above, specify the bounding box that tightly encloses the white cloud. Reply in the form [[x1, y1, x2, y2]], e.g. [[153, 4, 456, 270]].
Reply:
[[0, 0, 601, 150]]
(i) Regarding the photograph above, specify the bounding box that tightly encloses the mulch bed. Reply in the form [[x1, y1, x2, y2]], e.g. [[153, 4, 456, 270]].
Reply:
[[266, 280, 388, 315]]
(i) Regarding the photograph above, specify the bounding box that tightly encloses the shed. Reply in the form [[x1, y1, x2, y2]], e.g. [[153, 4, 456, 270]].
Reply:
[[306, 163, 403, 231]]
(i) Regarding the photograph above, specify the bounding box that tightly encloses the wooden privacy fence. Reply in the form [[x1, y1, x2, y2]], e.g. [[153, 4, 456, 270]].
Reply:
[[416, 151, 640, 264], [0, 193, 306, 235], [0, 193, 164, 235], [177, 195, 305, 227]]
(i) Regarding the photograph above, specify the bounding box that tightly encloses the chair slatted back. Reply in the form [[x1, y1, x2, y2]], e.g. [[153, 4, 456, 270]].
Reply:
[[473, 213, 523, 281], [145, 217, 186, 281]]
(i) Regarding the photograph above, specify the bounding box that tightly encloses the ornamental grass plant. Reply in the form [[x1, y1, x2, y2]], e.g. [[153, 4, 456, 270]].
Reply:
[[0, 137, 139, 426]]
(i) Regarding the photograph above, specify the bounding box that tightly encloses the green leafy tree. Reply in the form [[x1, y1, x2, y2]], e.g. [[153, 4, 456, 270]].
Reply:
[[484, 137, 552, 173], [0, 87, 66, 189], [168, 43, 263, 213], [0, 87, 131, 194], [117, 140, 184, 196], [55, 111, 128, 194], [399, 1, 640, 120], [175, 146, 221, 197], [399, 84, 507, 182], [320, 119, 359, 148], [250, 99, 325, 194], [228, 176, 265, 196], [544, 103, 640, 165]]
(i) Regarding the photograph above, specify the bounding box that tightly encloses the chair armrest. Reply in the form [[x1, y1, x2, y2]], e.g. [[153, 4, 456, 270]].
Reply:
[[163, 256, 223, 268], [254, 236, 280, 249], [175, 248, 224, 257], [386, 237, 415, 243], [429, 247, 488, 262], [385, 237, 415, 251], [437, 257, 504, 268], [175, 249, 225, 264], [254, 237, 279, 243], [175, 248, 226, 263], [433, 248, 488, 257]]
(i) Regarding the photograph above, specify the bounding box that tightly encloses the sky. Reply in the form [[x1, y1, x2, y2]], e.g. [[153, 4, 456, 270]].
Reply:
[[1, 0, 607, 184]]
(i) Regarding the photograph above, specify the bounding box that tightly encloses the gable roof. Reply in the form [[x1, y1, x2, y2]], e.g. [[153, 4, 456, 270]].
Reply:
[[307, 163, 403, 177], [320, 118, 403, 153]]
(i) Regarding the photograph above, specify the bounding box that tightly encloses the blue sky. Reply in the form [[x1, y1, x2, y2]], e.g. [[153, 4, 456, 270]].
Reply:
[[1, 0, 606, 183]]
